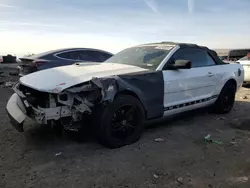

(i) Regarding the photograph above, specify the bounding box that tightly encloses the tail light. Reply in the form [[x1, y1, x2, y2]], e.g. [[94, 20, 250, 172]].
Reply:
[[247, 53, 250, 60]]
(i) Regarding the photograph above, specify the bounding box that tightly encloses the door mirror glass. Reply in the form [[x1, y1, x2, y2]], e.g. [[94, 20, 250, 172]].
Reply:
[[167, 60, 192, 70]]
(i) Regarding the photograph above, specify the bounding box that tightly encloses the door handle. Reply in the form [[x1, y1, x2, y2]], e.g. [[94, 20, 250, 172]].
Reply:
[[207, 72, 215, 77]]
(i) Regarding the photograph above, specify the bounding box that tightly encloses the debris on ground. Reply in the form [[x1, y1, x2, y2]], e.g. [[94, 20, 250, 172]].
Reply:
[[243, 95, 248, 99], [229, 176, 249, 183], [216, 116, 226, 120], [204, 134, 223, 145], [154, 138, 165, 142], [55, 152, 62, 156], [177, 177, 184, 184], [4, 81, 15, 87], [153, 174, 159, 179], [216, 129, 223, 133], [230, 141, 237, 146]]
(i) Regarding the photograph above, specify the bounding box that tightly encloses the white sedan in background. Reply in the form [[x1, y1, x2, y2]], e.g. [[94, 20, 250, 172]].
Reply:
[[237, 55, 250, 83]]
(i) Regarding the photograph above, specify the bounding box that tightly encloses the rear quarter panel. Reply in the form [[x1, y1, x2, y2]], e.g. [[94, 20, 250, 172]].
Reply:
[[213, 63, 244, 95]]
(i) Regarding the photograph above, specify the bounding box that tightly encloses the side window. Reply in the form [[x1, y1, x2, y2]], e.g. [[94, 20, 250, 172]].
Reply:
[[56, 51, 81, 60], [57, 50, 112, 62], [78, 50, 97, 62], [79, 50, 112, 62], [96, 52, 113, 62], [206, 54, 216, 66], [169, 48, 215, 68], [56, 52, 72, 59]]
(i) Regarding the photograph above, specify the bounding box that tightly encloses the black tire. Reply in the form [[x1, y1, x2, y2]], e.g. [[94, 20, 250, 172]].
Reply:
[[93, 94, 145, 148], [213, 81, 236, 114]]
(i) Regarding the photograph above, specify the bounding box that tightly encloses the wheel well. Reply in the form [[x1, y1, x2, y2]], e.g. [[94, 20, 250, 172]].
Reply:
[[225, 79, 237, 89], [115, 90, 147, 116]]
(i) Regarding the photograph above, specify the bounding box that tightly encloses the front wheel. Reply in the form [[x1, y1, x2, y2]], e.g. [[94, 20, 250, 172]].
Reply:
[[94, 94, 145, 148], [213, 81, 236, 114]]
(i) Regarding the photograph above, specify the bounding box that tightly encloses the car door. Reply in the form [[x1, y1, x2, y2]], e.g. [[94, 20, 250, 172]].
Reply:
[[162, 47, 217, 114]]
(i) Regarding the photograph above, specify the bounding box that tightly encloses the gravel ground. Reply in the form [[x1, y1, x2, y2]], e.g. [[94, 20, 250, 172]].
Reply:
[[1, 77, 250, 188]]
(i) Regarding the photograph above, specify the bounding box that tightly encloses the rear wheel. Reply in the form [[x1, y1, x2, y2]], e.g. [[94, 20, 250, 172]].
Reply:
[[213, 81, 236, 114], [94, 94, 145, 148]]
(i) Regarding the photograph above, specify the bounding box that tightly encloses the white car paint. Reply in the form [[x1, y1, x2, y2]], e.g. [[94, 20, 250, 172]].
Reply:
[[237, 59, 250, 82], [19, 63, 148, 93], [155, 45, 243, 116], [163, 66, 218, 108], [163, 63, 244, 116], [6, 93, 26, 123]]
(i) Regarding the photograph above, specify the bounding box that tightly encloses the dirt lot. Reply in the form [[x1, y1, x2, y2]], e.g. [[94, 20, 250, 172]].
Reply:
[[1, 76, 250, 188]]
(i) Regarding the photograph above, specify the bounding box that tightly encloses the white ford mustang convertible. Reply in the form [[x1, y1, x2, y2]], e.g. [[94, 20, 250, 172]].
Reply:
[[6, 42, 244, 148]]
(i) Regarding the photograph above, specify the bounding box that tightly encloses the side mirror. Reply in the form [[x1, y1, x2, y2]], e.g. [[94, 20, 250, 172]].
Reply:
[[167, 60, 192, 70]]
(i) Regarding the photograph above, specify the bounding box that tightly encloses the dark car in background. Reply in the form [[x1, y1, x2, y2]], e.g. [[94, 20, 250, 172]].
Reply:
[[18, 48, 113, 76], [226, 49, 250, 61], [0, 54, 17, 64], [219, 55, 228, 61]]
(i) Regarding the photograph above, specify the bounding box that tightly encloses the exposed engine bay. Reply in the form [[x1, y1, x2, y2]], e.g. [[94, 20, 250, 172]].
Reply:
[[13, 78, 111, 130]]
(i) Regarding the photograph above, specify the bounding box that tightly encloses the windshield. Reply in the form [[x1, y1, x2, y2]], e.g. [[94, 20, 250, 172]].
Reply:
[[104, 44, 175, 70]]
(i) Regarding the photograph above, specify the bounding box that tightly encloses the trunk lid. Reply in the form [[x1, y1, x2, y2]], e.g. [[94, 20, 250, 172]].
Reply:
[[18, 58, 48, 76]]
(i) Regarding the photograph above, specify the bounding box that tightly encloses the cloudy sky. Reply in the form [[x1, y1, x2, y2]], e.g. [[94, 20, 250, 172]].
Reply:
[[0, 0, 250, 56]]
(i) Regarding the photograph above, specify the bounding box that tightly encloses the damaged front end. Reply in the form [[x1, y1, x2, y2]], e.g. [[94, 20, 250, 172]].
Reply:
[[8, 70, 164, 133], [10, 78, 117, 131]]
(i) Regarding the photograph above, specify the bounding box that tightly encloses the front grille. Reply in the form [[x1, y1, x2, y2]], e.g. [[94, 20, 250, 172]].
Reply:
[[18, 84, 50, 108]]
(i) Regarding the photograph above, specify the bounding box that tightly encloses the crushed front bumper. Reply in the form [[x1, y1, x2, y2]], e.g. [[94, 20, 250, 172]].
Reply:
[[6, 93, 27, 132], [6, 91, 73, 132]]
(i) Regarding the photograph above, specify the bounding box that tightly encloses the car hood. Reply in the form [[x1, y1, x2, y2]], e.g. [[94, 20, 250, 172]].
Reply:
[[19, 63, 148, 93]]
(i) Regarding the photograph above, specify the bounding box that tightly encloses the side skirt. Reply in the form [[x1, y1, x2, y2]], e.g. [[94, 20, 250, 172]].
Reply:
[[164, 95, 219, 112]]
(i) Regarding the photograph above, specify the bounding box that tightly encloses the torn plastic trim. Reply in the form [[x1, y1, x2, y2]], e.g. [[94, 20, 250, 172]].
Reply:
[[55, 77, 118, 117], [58, 82, 97, 114], [65, 77, 118, 103], [28, 105, 73, 124], [91, 77, 118, 102]]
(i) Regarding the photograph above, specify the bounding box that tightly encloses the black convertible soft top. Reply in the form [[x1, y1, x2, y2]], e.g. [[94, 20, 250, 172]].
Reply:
[[146, 42, 228, 65], [177, 43, 228, 65]]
